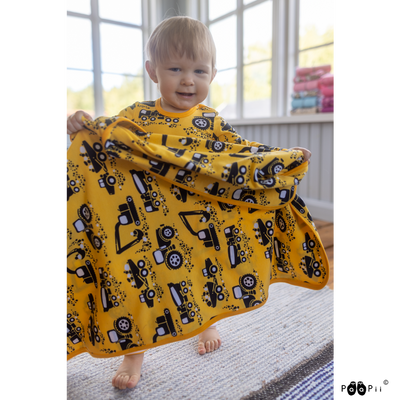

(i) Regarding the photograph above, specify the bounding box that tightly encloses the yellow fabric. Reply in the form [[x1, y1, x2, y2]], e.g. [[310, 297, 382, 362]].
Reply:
[[67, 109, 329, 361]]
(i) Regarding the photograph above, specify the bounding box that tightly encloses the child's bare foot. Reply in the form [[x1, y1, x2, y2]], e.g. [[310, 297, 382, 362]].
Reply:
[[198, 325, 221, 355], [112, 352, 144, 390]]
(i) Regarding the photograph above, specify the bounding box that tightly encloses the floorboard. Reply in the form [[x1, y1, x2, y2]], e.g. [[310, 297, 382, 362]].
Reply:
[[314, 219, 334, 290]]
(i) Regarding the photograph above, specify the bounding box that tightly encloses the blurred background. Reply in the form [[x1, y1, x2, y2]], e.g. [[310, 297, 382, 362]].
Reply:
[[67, 0, 333, 118], [67, 0, 334, 222]]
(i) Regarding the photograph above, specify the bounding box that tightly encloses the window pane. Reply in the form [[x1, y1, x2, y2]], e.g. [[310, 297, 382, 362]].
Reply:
[[243, 61, 271, 118], [67, 17, 93, 70], [298, 44, 334, 73], [210, 69, 237, 119], [210, 15, 237, 71], [209, 0, 236, 21], [299, 0, 334, 50], [99, 0, 142, 25], [243, 0, 256, 4], [100, 24, 143, 74], [67, 70, 95, 116], [103, 74, 144, 116], [243, 1, 272, 64], [67, 0, 91, 14]]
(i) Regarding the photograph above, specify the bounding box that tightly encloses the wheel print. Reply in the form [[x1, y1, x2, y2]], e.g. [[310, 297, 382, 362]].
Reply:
[[212, 141, 225, 152], [148, 290, 155, 298], [138, 260, 145, 268], [264, 177, 275, 188], [251, 300, 262, 307], [80, 205, 92, 223], [241, 274, 257, 289], [277, 216, 286, 232], [166, 250, 183, 269], [93, 142, 103, 152], [216, 285, 222, 293], [309, 240, 315, 248], [314, 270, 321, 277], [313, 261, 320, 269], [98, 152, 107, 162], [210, 265, 218, 274], [92, 236, 102, 250], [192, 117, 210, 130], [140, 269, 148, 277], [218, 293, 225, 301], [116, 317, 132, 333], [273, 163, 284, 174], [243, 195, 256, 204], [107, 176, 116, 185], [161, 226, 174, 239], [239, 166, 247, 174]]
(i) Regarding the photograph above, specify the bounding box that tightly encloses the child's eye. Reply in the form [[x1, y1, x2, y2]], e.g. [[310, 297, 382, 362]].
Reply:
[[195, 70, 205, 74], [169, 68, 180, 72]]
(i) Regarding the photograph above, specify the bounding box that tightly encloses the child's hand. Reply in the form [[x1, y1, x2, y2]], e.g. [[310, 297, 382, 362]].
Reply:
[[67, 110, 93, 135], [290, 147, 311, 163]]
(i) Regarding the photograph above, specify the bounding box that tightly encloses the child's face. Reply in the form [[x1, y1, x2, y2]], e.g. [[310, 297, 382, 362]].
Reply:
[[146, 53, 216, 113]]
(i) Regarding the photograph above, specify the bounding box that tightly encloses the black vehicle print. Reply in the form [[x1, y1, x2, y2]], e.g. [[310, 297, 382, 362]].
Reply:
[[274, 238, 289, 273], [67, 314, 82, 345], [67, 258, 97, 287], [205, 139, 226, 152], [161, 135, 187, 158], [124, 259, 156, 308], [87, 316, 101, 346], [67, 168, 80, 201], [232, 274, 262, 309], [276, 186, 295, 203], [153, 308, 177, 343], [291, 195, 306, 214], [72, 204, 103, 250], [107, 317, 138, 351], [168, 281, 196, 324], [184, 153, 210, 172], [202, 258, 226, 308], [98, 267, 120, 312], [302, 232, 316, 252], [231, 188, 257, 205], [253, 219, 274, 259], [148, 158, 171, 176], [301, 255, 321, 278], [254, 157, 285, 187], [221, 162, 247, 185], [204, 182, 235, 210], [224, 225, 247, 268], [179, 210, 221, 251], [87, 293, 96, 311], [174, 168, 194, 185], [139, 109, 179, 123], [80, 140, 117, 195], [170, 185, 196, 203], [115, 197, 143, 254], [130, 169, 161, 212], [152, 225, 185, 270], [192, 112, 216, 130]]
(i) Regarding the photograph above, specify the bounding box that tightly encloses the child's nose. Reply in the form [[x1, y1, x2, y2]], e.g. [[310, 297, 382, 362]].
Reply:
[[181, 74, 194, 85]]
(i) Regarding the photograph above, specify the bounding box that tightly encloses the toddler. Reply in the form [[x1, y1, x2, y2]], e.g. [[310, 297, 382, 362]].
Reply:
[[67, 16, 312, 390]]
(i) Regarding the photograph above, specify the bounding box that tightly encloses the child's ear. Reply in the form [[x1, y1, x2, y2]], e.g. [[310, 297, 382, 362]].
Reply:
[[145, 60, 158, 83]]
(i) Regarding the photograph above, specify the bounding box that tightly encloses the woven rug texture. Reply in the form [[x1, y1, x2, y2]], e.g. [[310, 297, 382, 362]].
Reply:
[[67, 283, 333, 400]]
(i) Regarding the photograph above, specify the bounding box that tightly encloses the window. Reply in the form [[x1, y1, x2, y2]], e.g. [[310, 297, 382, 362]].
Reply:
[[207, 0, 273, 120], [67, 0, 145, 117], [203, 0, 334, 119], [298, 0, 334, 72]]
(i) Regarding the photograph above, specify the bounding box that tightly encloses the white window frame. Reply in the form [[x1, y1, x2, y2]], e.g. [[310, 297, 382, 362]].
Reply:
[[195, 0, 333, 124], [67, 0, 158, 117]]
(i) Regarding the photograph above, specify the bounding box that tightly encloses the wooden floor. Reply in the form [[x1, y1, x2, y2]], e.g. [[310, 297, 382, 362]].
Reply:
[[314, 219, 334, 290]]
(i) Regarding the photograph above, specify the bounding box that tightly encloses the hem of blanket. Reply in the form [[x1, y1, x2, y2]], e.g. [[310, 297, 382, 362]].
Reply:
[[67, 277, 327, 361]]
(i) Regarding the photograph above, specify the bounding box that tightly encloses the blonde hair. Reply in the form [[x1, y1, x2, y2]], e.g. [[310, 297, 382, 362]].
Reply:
[[146, 16, 216, 69]]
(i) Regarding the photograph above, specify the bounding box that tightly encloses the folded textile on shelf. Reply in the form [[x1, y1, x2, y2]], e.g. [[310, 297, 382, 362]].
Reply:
[[290, 106, 319, 115], [291, 96, 319, 110], [292, 90, 320, 99], [320, 106, 334, 113], [320, 86, 334, 97], [318, 73, 334, 88], [295, 65, 331, 77], [321, 96, 334, 108], [293, 80, 320, 92]]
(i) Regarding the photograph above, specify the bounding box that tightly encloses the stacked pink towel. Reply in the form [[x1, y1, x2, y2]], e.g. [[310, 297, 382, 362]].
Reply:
[[318, 73, 334, 113], [290, 65, 334, 115]]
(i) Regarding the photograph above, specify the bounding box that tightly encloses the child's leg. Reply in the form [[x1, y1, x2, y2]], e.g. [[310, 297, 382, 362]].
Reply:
[[198, 323, 222, 355], [112, 350, 145, 390]]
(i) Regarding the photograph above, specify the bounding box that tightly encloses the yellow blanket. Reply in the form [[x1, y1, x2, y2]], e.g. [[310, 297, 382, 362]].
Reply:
[[67, 116, 329, 360]]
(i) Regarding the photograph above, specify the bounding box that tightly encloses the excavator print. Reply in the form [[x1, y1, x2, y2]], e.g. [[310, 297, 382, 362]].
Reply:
[[178, 210, 221, 251]]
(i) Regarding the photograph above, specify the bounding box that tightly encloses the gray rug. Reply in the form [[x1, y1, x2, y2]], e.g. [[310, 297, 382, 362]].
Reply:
[[67, 283, 333, 399]]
